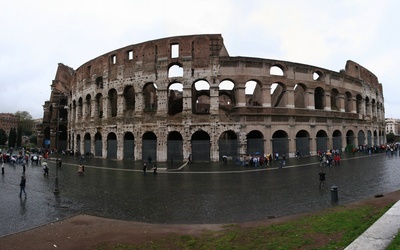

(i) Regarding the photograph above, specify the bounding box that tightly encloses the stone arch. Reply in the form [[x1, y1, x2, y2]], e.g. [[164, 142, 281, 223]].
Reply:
[[313, 70, 324, 81], [167, 131, 183, 162], [123, 132, 135, 161], [346, 130, 356, 151], [271, 82, 287, 107], [330, 88, 339, 111], [192, 79, 210, 114], [373, 130, 378, 145], [95, 132, 102, 157], [95, 76, 103, 89], [108, 89, 118, 117], [168, 82, 183, 115], [358, 130, 365, 146], [76, 134, 81, 154], [218, 130, 238, 160], [316, 130, 328, 152], [332, 130, 342, 152], [296, 130, 310, 156], [246, 130, 264, 156], [84, 133, 91, 156], [142, 131, 157, 162], [365, 96, 371, 115], [345, 92, 352, 112], [272, 130, 289, 156], [95, 93, 103, 118], [356, 94, 363, 114], [219, 79, 235, 110], [143, 82, 158, 112], [246, 80, 262, 106], [124, 85, 135, 111], [372, 98, 376, 117], [191, 130, 210, 162], [367, 130, 372, 146], [314, 87, 325, 110], [43, 126, 51, 149], [85, 94, 92, 118], [78, 97, 83, 118], [270, 65, 284, 76], [107, 132, 117, 159], [168, 63, 183, 78], [294, 83, 307, 108]]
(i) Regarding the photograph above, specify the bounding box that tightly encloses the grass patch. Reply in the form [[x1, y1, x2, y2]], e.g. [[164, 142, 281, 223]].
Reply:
[[95, 205, 392, 250]]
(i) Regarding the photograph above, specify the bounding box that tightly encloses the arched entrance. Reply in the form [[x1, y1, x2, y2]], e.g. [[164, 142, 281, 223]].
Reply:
[[123, 132, 135, 161], [332, 130, 342, 152], [346, 130, 355, 151], [84, 133, 91, 156], [272, 130, 289, 156], [142, 132, 157, 162], [246, 130, 264, 156], [316, 130, 328, 152], [296, 130, 310, 156], [167, 131, 183, 162], [107, 132, 117, 159], [357, 130, 365, 146], [95, 132, 102, 157], [218, 130, 238, 160], [191, 131, 210, 162], [76, 134, 81, 154]]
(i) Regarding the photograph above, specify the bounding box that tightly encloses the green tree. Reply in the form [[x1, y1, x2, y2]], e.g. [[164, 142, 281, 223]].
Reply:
[[8, 127, 16, 148], [16, 126, 22, 147], [386, 132, 396, 143], [14, 111, 34, 136], [0, 129, 7, 145]]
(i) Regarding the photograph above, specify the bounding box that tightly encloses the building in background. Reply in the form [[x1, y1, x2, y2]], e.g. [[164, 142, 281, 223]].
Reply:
[[385, 118, 400, 135], [0, 113, 19, 134]]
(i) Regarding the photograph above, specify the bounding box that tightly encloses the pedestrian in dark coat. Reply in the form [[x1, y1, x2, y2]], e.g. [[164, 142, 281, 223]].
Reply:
[[319, 170, 326, 190], [19, 175, 27, 198]]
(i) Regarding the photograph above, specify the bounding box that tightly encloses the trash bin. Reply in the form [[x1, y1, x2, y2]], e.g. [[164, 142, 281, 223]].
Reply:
[[331, 186, 338, 202]]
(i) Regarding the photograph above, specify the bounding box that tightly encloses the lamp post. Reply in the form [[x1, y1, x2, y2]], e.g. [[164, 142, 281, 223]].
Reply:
[[54, 99, 61, 194], [52, 89, 67, 195]]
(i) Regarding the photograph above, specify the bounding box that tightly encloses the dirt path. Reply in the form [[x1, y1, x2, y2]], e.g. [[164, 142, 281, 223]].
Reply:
[[1, 190, 400, 250]]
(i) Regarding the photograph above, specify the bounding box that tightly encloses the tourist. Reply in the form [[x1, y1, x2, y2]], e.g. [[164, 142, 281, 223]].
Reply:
[[143, 163, 147, 176], [153, 164, 157, 175], [319, 170, 326, 190], [19, 175, 27, 198]]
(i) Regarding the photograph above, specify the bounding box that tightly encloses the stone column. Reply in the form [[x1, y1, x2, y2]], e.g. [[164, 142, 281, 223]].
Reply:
[[235, 83, 246, 107], [324, 92, 331, 111], [351, 97, 357, 114], [209, 81, 219, 114], [286, 89, 295, 108], [262, 85, 271, 107], [339, 93, 345, 112], [117, 93, 124, 117], [307, 90, 315, 110]]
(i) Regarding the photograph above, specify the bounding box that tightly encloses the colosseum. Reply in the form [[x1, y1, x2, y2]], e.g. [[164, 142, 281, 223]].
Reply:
[[38, 34, 385, 162]]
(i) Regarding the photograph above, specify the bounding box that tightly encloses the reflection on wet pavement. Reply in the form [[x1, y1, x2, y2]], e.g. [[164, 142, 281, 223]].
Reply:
[[1, 152, 400, 237]]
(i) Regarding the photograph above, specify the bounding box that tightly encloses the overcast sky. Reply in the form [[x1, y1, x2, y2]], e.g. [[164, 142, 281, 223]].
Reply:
[[1, 0, 399, 119]]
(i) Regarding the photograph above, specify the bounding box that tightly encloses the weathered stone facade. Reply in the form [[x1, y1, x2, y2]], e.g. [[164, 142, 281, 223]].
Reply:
[[39, 34, 385, 162]]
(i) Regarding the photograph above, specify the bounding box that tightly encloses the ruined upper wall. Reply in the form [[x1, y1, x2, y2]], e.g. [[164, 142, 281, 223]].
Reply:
[[73, 34, 228, 82], [64, 34, 383, 99], [344, 60, 382, 92]]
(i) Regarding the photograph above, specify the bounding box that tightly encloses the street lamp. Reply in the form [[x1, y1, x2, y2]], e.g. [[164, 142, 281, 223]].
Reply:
[[51, 86, 68, 195]]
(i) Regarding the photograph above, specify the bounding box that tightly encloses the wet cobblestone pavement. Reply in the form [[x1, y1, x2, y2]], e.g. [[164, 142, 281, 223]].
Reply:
[[1, 152, 400, 237]]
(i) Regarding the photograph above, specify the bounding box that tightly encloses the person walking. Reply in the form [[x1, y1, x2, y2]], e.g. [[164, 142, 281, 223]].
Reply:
[[319, 169, 326, 190], [143, 163, 147, 176], [153, 164, 157, 175], [19, 175, 27, 198]]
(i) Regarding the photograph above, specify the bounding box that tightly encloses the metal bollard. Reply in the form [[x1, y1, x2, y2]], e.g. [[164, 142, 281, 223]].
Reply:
[[331, 186, 338, 202]]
